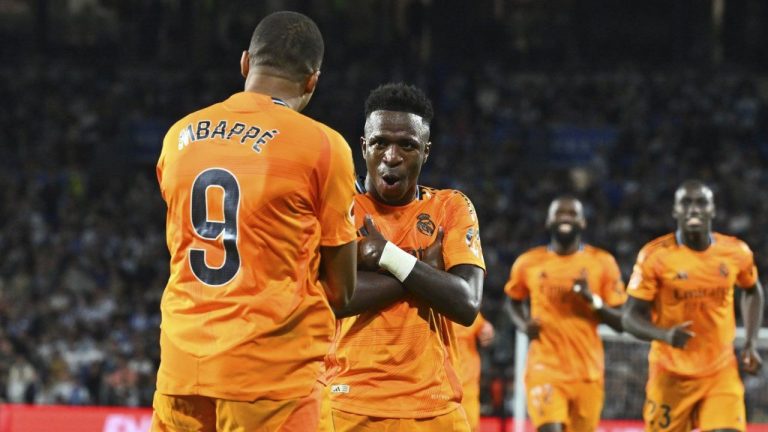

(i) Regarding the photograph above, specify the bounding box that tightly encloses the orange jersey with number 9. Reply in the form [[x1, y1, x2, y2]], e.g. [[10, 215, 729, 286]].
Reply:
[[156, 92, 356, 401]]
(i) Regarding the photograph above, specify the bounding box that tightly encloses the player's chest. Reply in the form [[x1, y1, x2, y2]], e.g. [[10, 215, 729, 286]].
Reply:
[[526, 258, 603, 303], [355, 200, 443, 251], [657, 253, 738, 301]]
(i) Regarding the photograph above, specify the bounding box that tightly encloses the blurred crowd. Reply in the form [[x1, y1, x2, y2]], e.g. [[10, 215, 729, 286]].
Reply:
[[1, 0, 767, 421]]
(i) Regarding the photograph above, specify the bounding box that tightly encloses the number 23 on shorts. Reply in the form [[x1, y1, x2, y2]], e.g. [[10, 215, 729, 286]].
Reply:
[[645, 399, 672, 430]]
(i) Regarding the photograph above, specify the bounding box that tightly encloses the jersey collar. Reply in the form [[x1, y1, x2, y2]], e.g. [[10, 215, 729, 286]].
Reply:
[[546, 243, 585, 254], [355, 176, 422, 200], [675, 230, 715, 248]]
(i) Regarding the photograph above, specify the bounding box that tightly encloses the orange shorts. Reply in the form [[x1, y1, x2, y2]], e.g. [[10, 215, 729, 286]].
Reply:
[[644, 362, 745, 432], [151, 383, 323, 432], [330, 407, 470, 432], [526, 376, 603, 432]]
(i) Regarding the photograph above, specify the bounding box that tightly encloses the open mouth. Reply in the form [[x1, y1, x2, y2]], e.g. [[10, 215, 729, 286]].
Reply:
[[381, 173, 401, 186], [686, 217, 703, 227], [557, 223, 573, 233]]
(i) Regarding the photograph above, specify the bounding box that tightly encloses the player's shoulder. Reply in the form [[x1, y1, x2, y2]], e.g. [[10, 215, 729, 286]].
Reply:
[[427, 187, 475, 206], [637, 233, 677, 262], [713, 232, 753, 255]]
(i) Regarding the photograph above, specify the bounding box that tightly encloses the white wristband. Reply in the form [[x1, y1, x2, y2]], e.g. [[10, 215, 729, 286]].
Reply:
[[590, 295, 604, 311], [378, 241, 418, 282]]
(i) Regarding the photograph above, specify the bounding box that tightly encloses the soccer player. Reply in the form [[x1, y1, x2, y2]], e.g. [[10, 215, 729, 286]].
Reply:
[[454, 314, 495, 432], [504, 196, 626, 432], [325, 83, 485, 431], [623, 180, 764, 432], [152, 11, 357, 432]]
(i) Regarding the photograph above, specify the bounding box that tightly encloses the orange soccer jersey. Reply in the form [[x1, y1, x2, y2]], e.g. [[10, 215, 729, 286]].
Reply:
[[504, 245, 626, 383], [327, 184, 486, 419], [627, 232, 758, 378], [155, 92, 356, 401], [454, 314, 487, 431]]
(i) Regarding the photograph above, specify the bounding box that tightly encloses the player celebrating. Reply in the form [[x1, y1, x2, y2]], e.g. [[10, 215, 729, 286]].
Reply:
[[152, 11, 357, 431], [623, 180, 764, 432], [326, 83, 485, 431], [454, 314, 495, 432], [504, 196, 626, 432]]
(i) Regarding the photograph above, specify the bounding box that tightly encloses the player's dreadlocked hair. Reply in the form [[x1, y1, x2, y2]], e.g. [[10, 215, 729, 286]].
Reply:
[[364, 83, 434, 125], [248, 11, 324, 81]]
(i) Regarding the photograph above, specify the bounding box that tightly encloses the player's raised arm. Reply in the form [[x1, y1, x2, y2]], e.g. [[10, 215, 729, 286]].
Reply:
[[356, 215, 482, 326], [572, 275, 624, 332], [403, 262, 483, 327], [332, 271, 405, 318], [740, 280, 764, 374]]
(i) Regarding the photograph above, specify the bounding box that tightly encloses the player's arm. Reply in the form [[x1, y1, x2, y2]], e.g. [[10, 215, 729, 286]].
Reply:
[[595, 304, 623, 332], [504, 297, 540, 340], [333, 271, 404, 318], [405, 262, 483, 327], [622, 297, 694, 348], [572, 278, 623, 332], [740, 281, 764, 374], [358, 215, 481, 326], [320, 241, 357, 311]]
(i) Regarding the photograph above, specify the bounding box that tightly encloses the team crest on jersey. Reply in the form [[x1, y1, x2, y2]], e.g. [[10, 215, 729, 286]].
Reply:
[[674, 271, 688, 280], [416, 213, 435, 236], [719, 262, 729, 277]]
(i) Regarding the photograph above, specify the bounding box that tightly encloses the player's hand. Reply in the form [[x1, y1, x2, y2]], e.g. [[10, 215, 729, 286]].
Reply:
[[741, 343, 763, 375], [664, 321, 695, 349], [572, 276, 594, 304], [523, 319, 542, 340], [421, 227, 445, 270], [357, 215, 389, 271], [478, 321, 495, 347]]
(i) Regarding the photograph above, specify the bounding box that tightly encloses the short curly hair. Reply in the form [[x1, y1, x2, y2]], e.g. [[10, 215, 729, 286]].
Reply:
[[364, 83, 434, 125], [248, 11, 324, 81]]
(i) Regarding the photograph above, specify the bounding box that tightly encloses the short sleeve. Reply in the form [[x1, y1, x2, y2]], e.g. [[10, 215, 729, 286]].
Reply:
[[626, 246, 659, 302], [735, 240, 758, 289], [318, 129, 356, 246], [157, 123, 180, 203], [504, 256, 529, 301], [442, 192, 485, 271], [599, 253, 626, 307]]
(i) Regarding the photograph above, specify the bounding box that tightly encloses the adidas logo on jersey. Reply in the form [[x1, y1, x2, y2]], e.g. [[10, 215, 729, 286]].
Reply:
[[330, 384, 350, 394]]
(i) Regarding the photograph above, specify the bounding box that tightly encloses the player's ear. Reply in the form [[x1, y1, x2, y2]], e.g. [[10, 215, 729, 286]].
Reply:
[[240, 50, 249, 78], [360, 137, 367, 154], [304, 70, 320, 95], [423, 141, 431, 165]]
